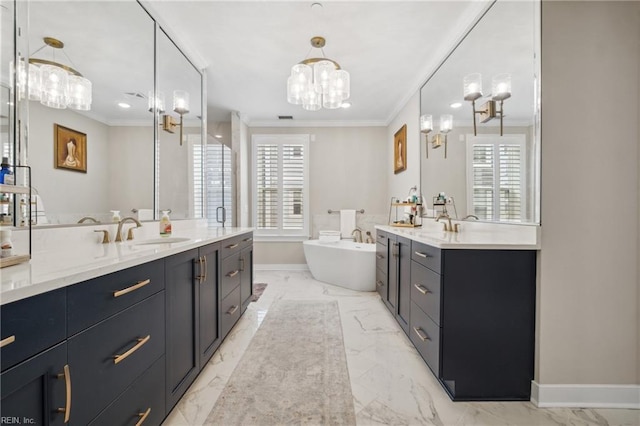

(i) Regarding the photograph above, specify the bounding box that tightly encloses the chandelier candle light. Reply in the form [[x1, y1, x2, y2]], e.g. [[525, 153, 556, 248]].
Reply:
[[24, 37, 92, 110], [287, 36, 350, 111]]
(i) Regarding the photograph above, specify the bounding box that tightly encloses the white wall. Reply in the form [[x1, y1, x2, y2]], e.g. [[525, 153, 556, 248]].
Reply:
[[249, 126, 387, 265], [387, 92, 420, 203], [231, 112, 250, 228], [538, 0, 639, 385], [29, 102, 110, 223]]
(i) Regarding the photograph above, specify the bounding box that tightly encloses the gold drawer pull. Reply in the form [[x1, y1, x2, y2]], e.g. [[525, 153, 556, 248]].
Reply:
[[113, 335, 150, 364], [413, 327, 430, 342], [0, 335, 16, 348], [113, 279, 151, 298], [376, 280, 384, 287], [227, 270, 239, 278], [243, 237, 253, 242], [195, 257, 205, 283], [376, 254, 384, 260], [56, 364, 72, 423], [227, 305, 238, 315], [414, 251, 429, 258], [135, 408, 151, 426], [413, 284, 430, 295], [226, 243, 239, 249]]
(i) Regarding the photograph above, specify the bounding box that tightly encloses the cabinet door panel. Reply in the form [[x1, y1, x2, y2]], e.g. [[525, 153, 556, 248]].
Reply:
[[68, 292, 165, 425], [1, 289, 66, 372], [165, 248, 199, 411], [1, 342, 67, 426], [199, 243, 220, 366], [240, 245, 253, 312], [387, 237, 398, 312], [397, 236, 411, 333]]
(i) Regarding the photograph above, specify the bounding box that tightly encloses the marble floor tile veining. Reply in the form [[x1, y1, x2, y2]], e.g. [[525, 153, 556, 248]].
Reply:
[[163, 270, 640, 426]]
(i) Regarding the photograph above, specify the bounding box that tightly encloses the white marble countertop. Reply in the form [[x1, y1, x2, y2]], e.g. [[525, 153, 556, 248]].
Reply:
[[1, 224, 253, 305], [376, 220, 540, 250]]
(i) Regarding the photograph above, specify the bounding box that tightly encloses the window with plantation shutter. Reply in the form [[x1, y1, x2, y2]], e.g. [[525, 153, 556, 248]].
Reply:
[[466, 135, 526, 222], [252, 134, 309, 238]]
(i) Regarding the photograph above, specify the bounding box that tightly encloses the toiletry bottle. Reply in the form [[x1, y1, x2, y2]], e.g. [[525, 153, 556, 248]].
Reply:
[[160, 210, 172, 236], [0, 227, 13, 258], [111, 210, 121, 223], [0, 157, 12, 185]]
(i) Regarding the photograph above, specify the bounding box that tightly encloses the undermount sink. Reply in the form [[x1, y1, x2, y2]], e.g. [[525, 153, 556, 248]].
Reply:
[[134, 237, 191, 245]]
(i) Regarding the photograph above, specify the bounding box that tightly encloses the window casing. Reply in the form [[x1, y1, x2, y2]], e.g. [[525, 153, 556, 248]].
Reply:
[[252, 134, 310, 238]]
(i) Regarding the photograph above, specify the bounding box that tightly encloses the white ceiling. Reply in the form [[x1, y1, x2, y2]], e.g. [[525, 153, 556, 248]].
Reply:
[[142, 0, 491, 126]]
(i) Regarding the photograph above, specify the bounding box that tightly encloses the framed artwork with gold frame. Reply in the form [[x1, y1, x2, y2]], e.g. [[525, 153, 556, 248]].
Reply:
[[54, 124, 87, 173], [394, 124, 407, 174]]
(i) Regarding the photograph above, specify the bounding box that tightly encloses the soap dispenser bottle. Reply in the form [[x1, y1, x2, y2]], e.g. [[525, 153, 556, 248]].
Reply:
[[0, 157, 13, 185], [110, 210, 121, 223], [160, 210, 172, 236]]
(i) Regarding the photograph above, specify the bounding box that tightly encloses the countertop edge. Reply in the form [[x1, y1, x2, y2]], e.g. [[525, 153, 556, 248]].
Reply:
[[1, 228, 253, 306]]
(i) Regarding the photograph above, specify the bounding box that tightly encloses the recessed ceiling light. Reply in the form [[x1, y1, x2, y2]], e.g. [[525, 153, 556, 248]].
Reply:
[[450, 102, 462, 109], [118, 102, 131, 109], [340, 102, 352, 109]]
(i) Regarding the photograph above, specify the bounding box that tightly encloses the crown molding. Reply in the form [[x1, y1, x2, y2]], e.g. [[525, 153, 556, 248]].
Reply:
[[248, 119, 387, 128]]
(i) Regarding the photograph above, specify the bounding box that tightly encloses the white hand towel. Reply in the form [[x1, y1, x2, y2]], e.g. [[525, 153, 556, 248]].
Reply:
[[340, 209, 357, 239], [135, 208, 154, 221]]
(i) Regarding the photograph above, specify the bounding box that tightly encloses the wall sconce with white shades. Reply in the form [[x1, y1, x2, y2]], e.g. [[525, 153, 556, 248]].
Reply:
[[148, 91, 166, 114], [161, 90, 189, 145], [17, 37, 92, 110], [463, 72, 511, 136], [420, 114, 453, 159]]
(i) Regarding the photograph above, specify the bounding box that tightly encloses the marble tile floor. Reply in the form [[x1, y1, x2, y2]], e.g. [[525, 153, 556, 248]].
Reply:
[[163, 271, 640, 426]]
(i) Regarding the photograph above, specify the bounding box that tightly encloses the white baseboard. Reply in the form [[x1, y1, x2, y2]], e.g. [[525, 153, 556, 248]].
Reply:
[[531, 381, 640, 409], [254, 264, 309, 271]]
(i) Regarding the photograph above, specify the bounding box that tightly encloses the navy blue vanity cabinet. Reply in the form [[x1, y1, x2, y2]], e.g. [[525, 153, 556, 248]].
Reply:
[[375, 231, 389, 304], [239, 233, 254, 313], [198, 242, 221, 367], [1, 342, 68, 425], [408, 240, 537, 401], [165, 248, 201, 411]]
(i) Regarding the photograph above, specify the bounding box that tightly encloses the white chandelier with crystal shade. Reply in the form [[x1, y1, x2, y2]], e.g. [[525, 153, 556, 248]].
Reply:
[[287, 36, 350, 111], [21, 37, 92, 111]]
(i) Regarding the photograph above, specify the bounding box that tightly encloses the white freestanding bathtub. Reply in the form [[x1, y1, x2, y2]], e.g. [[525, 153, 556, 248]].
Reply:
[[302, 239, 376, 291]]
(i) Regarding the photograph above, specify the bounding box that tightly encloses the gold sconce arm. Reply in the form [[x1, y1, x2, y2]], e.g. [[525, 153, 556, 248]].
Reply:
[[162, 114, 185, 145]]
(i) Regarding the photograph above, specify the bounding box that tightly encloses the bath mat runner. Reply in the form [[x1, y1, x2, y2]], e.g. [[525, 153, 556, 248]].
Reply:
[[205, 300, 356, 425]]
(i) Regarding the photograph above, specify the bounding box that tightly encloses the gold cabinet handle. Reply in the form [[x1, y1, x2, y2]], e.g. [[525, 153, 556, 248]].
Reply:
[[113, 335, 150, 365], [243, 237, 253, 242], [56, 364, 72, 423], [413, 283, 430, 295], [195, 257, 205, 283], [413, 327, 430, 342], [226, 305, 238, 315], [0, 335, 16, 348], [226, 243, 239, 249], [135, 408, 151, 426], [227, 270, 239, 278], [414, 251, 429, 258], [239, 257, 245, 272], [376, 254, 384, 260], [202, 255, 208, 282], [376, 280, 384, 287], [113, 279, 151, 298]]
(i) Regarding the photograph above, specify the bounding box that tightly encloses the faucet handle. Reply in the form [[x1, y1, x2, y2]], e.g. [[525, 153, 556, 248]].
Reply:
[[94, 229, 111, 244], [127, 227, 137, 241]]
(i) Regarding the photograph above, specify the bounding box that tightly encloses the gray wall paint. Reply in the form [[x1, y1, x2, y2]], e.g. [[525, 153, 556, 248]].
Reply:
[[250, 126, 387, 265], [538, 0, 639, 384]]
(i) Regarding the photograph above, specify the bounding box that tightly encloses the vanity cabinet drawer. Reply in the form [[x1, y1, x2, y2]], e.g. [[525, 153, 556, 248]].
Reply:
[[411, 241, 441, 274], [410, 301, 441, 376], [67, 259, 165, 335], [68, 291, 165, 426], [239, 232, 253, 249], [375, 242, 388, 271], [1, 288, 66, 372], [411, 261, 442, 326], [221, 235, 244, 259], [376, 230, 389, 246], [220, 286, 241, 339], [220, 253, 241, 299], [89, 355, 165, 426], [376, 268, 387, 300]]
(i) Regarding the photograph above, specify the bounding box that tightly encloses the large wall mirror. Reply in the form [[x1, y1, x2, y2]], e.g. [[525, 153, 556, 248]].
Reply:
[[420, 0, 540, 224], [3, 0, 204, 226]]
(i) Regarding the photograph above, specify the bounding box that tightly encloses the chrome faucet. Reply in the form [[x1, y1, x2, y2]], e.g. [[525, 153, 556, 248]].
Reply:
[[115, 217, 142, 242], [462, 214, 479, 220], [78, 216, 100, 224], [351, 228, 363, 243], [436, 213, 459, 232]]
